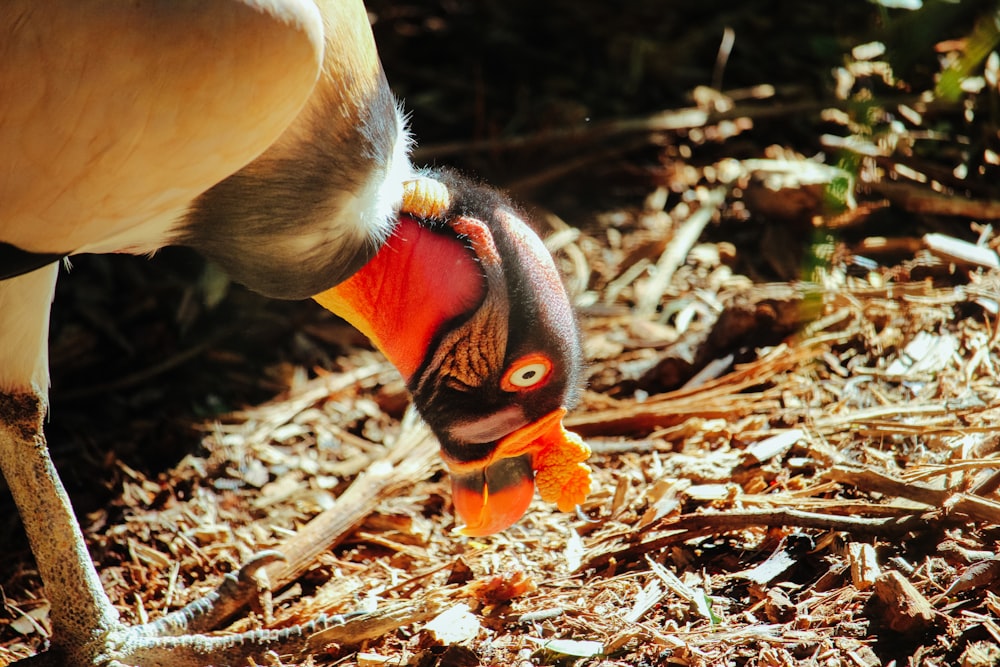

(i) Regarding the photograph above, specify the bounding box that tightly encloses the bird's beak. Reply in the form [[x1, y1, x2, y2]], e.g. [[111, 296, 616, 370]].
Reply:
[[445, 408, 591, 536], [450, 454, 535, 537]]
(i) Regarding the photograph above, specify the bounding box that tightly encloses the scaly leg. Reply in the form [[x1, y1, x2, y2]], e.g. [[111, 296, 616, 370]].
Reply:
[[0, 269, 341, 667]]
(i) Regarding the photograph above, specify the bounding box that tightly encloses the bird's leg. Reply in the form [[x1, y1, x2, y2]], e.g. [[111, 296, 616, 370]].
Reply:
[[0, 390, 121, 664], [0, 267, 122, 663], [1, 387, 355, 667], [0, 269, 344, 666]]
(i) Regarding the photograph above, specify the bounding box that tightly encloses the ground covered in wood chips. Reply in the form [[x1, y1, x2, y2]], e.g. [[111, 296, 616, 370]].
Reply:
[[5, 2, 1000, 666]]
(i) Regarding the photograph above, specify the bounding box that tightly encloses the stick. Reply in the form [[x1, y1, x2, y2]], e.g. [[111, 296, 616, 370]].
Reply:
[[264, 411, 440, 591], [580, 508, 930, 573]]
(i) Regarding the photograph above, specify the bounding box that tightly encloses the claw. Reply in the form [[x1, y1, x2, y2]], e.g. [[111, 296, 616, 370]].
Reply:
[[149, 551, 288, 637], [233, 550, 286, 585]]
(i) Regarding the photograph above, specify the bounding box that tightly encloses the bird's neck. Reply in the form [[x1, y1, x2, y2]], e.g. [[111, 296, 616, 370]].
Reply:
[[313, 216, 485, 380]]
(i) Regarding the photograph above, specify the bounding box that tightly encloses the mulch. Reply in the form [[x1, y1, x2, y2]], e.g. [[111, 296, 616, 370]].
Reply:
[[4, 3, 1000, 666]]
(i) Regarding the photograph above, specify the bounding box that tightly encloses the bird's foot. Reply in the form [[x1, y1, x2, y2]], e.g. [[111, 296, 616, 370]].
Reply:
[[146, 550, 285, 637], [22, 553, 342, 667]]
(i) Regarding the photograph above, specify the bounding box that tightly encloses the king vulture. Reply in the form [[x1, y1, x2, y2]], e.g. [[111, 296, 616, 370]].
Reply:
[[0, 2, 589, 665]]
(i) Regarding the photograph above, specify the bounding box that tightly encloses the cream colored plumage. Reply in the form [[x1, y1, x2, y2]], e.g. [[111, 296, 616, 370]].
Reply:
[[2, 2, 321, 257]]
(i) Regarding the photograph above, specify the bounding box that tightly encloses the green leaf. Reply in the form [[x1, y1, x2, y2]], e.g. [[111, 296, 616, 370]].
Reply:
[[936, 9, 1000, 101]]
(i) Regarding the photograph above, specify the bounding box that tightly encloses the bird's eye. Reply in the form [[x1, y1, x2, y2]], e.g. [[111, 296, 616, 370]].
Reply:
[[501, 354, 553, 392]]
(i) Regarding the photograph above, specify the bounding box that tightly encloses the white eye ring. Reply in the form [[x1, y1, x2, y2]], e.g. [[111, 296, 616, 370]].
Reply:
[[507, 362, 549, 388]]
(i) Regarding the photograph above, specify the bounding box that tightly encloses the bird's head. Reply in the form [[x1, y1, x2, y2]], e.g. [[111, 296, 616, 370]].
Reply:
[[314, 170, 591, 535]]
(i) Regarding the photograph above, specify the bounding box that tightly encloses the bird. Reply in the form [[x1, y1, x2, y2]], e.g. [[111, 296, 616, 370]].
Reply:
[[0, 2, 590, 666]]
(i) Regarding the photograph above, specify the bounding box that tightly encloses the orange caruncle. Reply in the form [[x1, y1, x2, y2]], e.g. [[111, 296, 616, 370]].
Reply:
[[533, 426, 592, 512]]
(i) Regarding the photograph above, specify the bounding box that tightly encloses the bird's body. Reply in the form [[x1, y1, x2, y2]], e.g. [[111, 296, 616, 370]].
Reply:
[[2, 1, 326, 260], [0, 2, 588, 665], [1, 0, 409, 395]]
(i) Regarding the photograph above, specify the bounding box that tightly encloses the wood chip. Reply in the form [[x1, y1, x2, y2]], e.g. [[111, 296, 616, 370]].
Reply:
[[764, 588, 797, 623], [923, 233, 1000, 269], [848, 543, 880, 591], [737, 542, 800, 586], [883, 330, 959, 377], [743, 429, 805, 464], [866, 570, 936, 635], [422, 604, 480, 645]]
